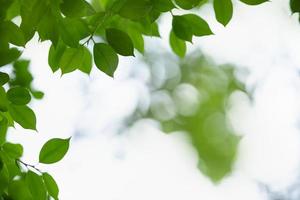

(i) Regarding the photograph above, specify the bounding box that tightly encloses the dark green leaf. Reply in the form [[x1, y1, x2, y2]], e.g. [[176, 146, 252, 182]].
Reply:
[[169, 30, 186, 58], [291, 0, 300, 13], [0, 48, 21, 67], [118, 0, 153, 20], [153, 0, 175, 12], [31, 90, 44, 99], [0, 72, 9, 85], [60, 0, 95, 18], [8, 104, 36, 130], [93, 43, 119, 77], [78, 47, 92, 74], [172, 15, 193, 42], [39, 138, 71, 164], [183, 14, 213, 36], [0, 87, 8, 112], [0, 118, 8, 145], [240, 0, 268, 5], [26, 171, 47, 200], [2, 142, 23, 159], [106, 28, 134, 56], [175, 0, 201, 9], [37, 8, 59, 45], [7, 87, 31, 105], [214, 0, 233, 26], [1, 21, 25, 46], [42, 173, 59, 199]]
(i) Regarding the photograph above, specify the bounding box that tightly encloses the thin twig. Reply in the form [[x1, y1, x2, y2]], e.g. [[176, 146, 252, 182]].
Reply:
[[16, 159, 43, 174]]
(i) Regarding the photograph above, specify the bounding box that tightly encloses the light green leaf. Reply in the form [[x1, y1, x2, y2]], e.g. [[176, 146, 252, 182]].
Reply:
[[37, 8, 59, 45], [59, 18, 90, 47], [7, 87, 31, 105], [106, 28, 134, 56], [240, 0, 268, 5], [1, 21, 25, 46], [59, 46, 92, 75], [42, 173, 59, 199], [60, 0, 95, 18], [172, 15, 193, 42], [118, 0, 153, 20], [2, 142, 23, 159], [8, 104, 36, 130], [48, 42, 66, 73], [93, 43, 119, 77], [128, 30, 144, 54], [8, 180, 32, 200], [26, 171, 47, 200], [213, 0, 233, 26], [169, 30, 186, 58], [39, 138, 71, 164], [0, 72, 9, 85], [183, 14, 213, 36]]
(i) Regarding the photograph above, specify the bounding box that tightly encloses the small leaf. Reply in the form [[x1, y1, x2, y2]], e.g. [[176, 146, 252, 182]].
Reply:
[[118, 0, 153, 20], [1, 21, 25, 47], [291, 0, 300, 13], [60, 0, 95, 18], [0, 48, 21, 67], [0, 72, 9, 85], [106, 28, 134, 56], [26, 171, 47, 200], [0, 86, 8, 112], [2, 142, 23, 159], [175, 0, 201, 9], [93, 43, 119, 77], [172, 15, 193, 42], [183, 14, 213, 36], [8, 104, 36, 130], [240, 0, 268, 5], [48, 42, 66, 73], [169, 30, 186, 58], [42, 173, 59, 199], [39, 138, 71, 164], [7, 87, 31, 105], [214, 0, 233, 26], [59, 46, 92, 75]]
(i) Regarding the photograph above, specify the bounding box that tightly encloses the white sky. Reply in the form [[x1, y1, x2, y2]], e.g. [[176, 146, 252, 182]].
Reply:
[[7, 0, 300, 199]]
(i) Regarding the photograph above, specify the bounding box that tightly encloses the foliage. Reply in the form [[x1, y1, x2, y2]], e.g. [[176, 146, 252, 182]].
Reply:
[[0, 0, 296, 198]]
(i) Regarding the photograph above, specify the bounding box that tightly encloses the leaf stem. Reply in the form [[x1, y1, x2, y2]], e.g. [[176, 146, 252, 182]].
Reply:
[[16, 159, 43, 174]]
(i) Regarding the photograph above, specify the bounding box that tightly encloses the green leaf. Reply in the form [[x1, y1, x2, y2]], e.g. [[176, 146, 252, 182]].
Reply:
[[2, 142, 23, 159], [0, 48, 21, 67], [153, 0, 175, 12], [37, 8, 59, 45], [93, 43, 119, 77], [78, 47, 92, 74], [169, 30, 186, 58], [0, 118, 8, 145], [213, 0, 233, 26], [48, 42, 66, 73], [118, 0, 153, 20], [60, 0, 95, 18], [1, 21, 25, 47], [106, 28, 134, 56], [128, 30, 144, 54], [291, 0, 300, 13], [183, 14, 213, 36], [26, 171, 47, 200], [139, 21, 160, 37], [42, 173, 59, 199], [31, 90, 44, 99], [172, 15, 193, 42], [59, 18, 90, 47], [175, 0, 201, 9], [39, 138, 71, 164], [0, 72, 9, 85], [59, 46, 92, 75], [240, 0, 268, 5], [8, 104, 36, 130], [8, 180, 32, 200], [0, 86, 8, 112], [7, 87, 31, 105]]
